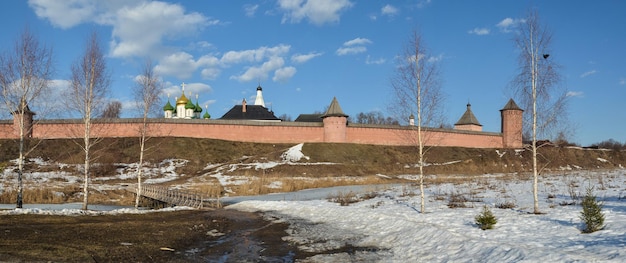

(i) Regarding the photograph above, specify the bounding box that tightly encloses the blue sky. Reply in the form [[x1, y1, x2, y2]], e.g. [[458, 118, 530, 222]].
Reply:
[[1, 0, 624, 146]]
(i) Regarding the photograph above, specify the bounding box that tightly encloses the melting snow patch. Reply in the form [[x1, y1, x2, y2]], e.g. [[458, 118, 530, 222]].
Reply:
[[267, 181, 283, 189], [597, 158, 608, 163], [282, 143, 310, 162], [496, 150, 506, 158]]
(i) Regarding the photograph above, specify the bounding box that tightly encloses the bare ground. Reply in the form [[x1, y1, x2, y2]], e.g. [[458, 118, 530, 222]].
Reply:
[[0, 209, 311, 262]]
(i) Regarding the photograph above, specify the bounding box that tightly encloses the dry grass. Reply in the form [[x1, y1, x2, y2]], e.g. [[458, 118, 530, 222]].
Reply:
[[0, 186, 134, 206]]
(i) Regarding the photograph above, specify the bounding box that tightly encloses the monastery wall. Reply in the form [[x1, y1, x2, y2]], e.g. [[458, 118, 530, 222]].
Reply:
[[0, 118, 511, 148], [345, 125, 503, 148]]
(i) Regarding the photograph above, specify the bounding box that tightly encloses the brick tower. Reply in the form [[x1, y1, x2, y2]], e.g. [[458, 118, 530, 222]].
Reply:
[[500, 98, 523, 148], [321, 97, 348, 143]]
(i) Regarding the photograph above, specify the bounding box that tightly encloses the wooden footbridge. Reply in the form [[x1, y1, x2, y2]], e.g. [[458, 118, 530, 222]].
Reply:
[[129, 184, 220, 209]]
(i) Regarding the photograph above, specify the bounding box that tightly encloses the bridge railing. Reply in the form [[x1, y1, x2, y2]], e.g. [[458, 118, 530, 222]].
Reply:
[[130, 184, 221, 209]]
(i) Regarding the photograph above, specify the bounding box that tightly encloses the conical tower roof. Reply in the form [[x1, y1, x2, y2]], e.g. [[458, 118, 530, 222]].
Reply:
[[455, 103, 482, 126], [321, 97, 348, 118], [500, 98, 523, 111]]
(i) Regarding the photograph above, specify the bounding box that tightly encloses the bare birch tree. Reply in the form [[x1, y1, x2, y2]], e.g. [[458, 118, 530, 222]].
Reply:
[[66, 32, 110, 210], [0, 29, 53, 208], [511, 9, 568, 214], [390, 30, 445, 213], [132, 60, 163, 209], [100, 100, 122, 118]]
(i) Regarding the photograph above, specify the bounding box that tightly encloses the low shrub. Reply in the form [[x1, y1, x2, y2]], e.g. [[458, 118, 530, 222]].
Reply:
[[495, 201, 516, 209], [475, 205, 497, 230], [327, 191, 358, 206], [580, 186, 605, 233]]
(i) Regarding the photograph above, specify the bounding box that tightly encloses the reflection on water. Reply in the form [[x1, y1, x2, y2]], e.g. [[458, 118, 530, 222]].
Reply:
[[0, 203, 133, 211]]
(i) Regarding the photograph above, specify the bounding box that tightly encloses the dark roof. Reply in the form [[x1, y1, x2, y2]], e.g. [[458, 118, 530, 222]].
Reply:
[[321, 97, 348, 118], [501, 98, 523, 111], [295, 114, 323, 122], [455, 103, 482, 126], [220, 105, 280, 121], [11, 101, 36, 115]]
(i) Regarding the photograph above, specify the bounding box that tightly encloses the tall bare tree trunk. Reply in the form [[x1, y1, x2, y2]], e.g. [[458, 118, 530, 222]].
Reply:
[[530, 23, 540, 214], [132, 60, 163, 209], [135, 121, 147, 209], [416, 61, 425, 213], [82, 116, 91, 210], [67, 32, 110, 210], [511, 9, 568, 214], [390, 30, 445, 214], [0, 29, 53, 208]]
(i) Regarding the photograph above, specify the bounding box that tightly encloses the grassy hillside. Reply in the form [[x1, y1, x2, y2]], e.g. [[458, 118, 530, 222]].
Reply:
[[1, 137, 624, 177], [1, 137, 625, 205]]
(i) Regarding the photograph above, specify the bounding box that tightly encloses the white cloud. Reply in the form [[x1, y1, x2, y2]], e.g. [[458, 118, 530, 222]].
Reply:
[[416, 0, 432, 8], [291, 52, 323, 63], [231, 57, 286, 82], [191, 41, 214, 50], [468, 27, 490, 35], [201, 68, 221, 80], [566, 91, 584, 98], [273, 66, 297, 82], [154, 52, 218, 80], [336, 37, 372, 56], [28, 0, 102, 29], [277, 0, 354, 25], [620, 78, 626, 85], [496, 17, 525, 33], [109, 1, 211, 58], [580, 70, 597, 78], [220, 45, 291, 65], [343, 37, 372, 46], [28, 1, 213, 58], [185, 82, 213, 95], [381, 4, 398, 16], [427, 54, 444, 63], [244, 4, 259, 17], [365, 55, 385, 65], [162, 82, 212, 100], [336, 46, 366, 56]]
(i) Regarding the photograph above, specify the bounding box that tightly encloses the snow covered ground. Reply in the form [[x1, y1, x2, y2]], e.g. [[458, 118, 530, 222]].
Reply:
[[1, 144, 625, 262], [228, 170, 626, 262]]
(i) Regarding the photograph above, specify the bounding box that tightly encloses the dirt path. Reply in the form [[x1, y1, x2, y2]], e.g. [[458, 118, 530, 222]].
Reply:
[[0, 209, 304, 262]]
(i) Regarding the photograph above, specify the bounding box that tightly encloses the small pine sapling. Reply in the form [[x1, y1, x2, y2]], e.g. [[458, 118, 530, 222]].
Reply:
[[580, 186, 605, 233], [475, 205, 497, 230]]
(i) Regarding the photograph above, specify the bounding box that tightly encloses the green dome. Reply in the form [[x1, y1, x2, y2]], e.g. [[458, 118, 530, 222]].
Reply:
[[163, 101, 174, 111], [203, 111, 211, 119], [194, 101, 202, 113], [185, 100, 195, 109]]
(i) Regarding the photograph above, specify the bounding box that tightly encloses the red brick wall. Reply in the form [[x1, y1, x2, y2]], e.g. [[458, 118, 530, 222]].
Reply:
[[0, 118, 515, 148], [346, 125, 503, 148]]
